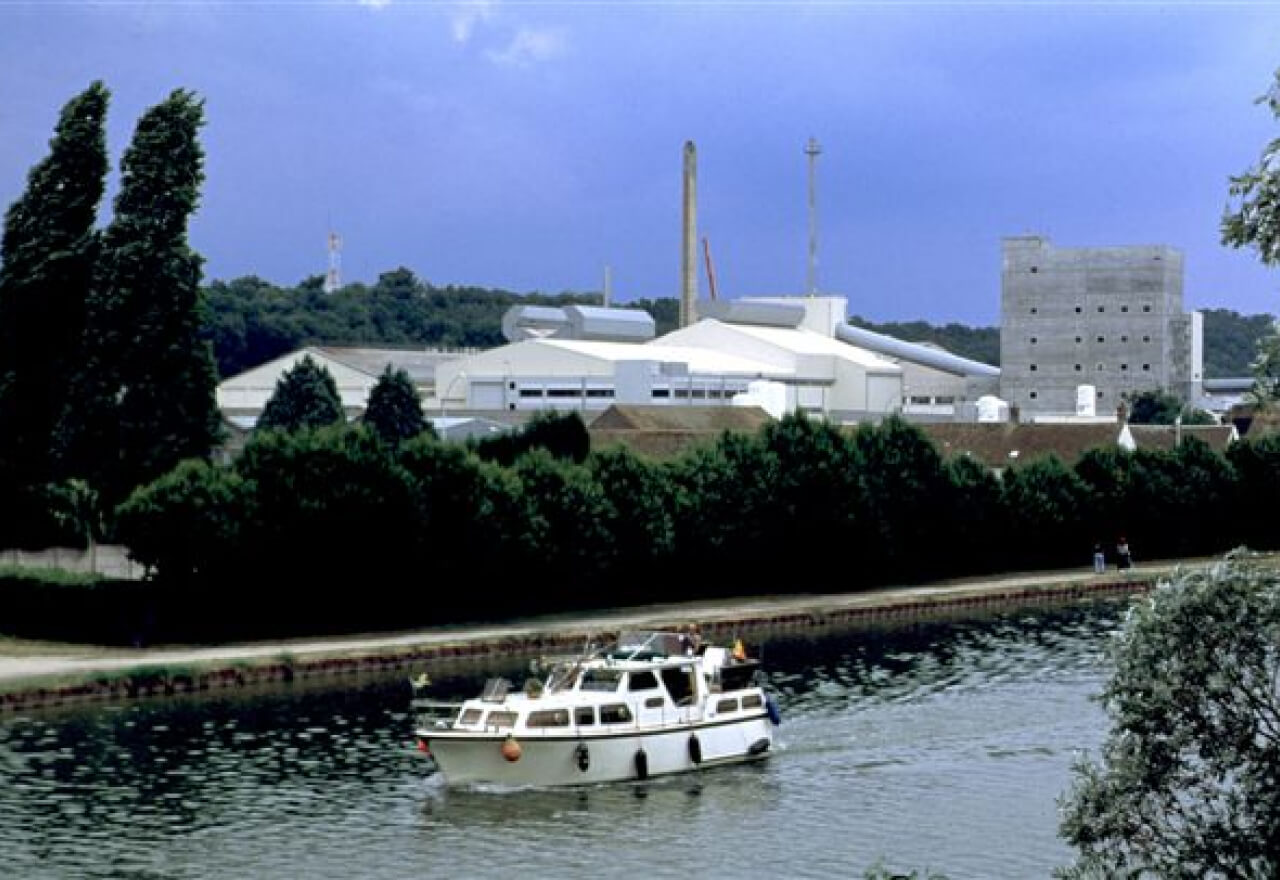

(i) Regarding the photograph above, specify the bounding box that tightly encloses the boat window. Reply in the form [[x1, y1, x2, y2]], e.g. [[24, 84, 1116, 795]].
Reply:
[[600, 704, 633, 724], [716, 698, 739, 713], [526, 709, 571, 728], [575, 706, 596, 726], [485, 711, 518, 729], [628, 670, 660, 691], [644, 696, 664, 709], [660, 667, 696, 706], [741, 694, 763, 709], [459, 708, 483, 724], [581, 668, 623, 692]]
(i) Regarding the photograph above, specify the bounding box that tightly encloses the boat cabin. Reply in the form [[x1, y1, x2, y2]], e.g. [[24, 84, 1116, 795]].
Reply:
[[431, 629, 765, 736]]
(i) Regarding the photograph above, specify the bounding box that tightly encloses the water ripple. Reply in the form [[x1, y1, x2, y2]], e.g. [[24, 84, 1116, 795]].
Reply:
[[0, 600, 1128, 879]]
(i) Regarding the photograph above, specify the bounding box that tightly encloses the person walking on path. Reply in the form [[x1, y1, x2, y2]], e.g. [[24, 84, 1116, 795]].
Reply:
[[1116, 537, 1132, 571], [1093, 542, 1106, 574]]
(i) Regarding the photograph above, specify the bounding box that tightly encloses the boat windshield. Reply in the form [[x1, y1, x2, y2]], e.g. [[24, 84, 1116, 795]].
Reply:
[[611, 630, 685, 659], [544, 663, 581, 693]]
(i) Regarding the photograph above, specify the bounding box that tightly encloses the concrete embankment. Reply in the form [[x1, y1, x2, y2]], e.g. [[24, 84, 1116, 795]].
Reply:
[[0, 559, 1220, 713]]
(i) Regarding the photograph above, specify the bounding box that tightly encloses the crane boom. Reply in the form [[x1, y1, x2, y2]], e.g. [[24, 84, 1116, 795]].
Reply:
[[702, 236, 719, 301]]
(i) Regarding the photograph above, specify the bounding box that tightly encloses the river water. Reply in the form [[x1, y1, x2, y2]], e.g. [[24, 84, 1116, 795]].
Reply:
[[0, 600, 1129, 879]]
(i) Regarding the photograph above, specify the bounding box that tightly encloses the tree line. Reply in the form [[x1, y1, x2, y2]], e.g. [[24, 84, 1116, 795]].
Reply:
[[5, 408, 1266, 643]]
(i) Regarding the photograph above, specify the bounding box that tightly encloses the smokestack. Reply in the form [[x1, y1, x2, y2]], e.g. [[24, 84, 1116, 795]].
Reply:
[[681, 141, 698, 328]]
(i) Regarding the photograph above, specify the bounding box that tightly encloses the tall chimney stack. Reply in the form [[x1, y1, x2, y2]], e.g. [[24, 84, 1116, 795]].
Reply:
[[680, 141, 698, 328]]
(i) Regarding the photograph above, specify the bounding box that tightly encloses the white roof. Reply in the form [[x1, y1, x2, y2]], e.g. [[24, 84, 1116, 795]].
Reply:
[[538, 338, 790, 377], [722, 322, 900, 368]]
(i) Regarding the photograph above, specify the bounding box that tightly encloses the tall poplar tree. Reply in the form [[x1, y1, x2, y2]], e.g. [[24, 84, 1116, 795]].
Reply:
[[60, 88, 222, 501], [0, 82, 109, 484]]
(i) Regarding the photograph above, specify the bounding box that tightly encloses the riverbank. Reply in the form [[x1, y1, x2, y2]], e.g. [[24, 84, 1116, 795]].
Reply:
[[0, 555, 1240, 712]]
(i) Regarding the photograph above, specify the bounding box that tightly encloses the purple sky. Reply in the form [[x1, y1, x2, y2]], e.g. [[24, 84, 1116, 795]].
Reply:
[[2, 1, 1279, 326]]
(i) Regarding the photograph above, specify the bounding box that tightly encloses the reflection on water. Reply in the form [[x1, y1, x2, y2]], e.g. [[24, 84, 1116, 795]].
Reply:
[[0, 600, 1128, 880]]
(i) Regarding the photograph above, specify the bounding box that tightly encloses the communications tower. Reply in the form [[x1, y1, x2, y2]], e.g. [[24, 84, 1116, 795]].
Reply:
[[324, 229, 342, 294]]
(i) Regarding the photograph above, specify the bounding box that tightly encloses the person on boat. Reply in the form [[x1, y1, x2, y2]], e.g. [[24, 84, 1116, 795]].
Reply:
[[680, 624, 703, 656]]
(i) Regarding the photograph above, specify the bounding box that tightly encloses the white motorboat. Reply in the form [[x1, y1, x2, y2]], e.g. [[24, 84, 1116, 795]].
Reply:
[[413, 629, 781, 787]]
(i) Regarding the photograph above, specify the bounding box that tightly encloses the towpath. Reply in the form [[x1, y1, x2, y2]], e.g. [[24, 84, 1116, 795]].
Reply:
[[0, 557, 1222, 690]]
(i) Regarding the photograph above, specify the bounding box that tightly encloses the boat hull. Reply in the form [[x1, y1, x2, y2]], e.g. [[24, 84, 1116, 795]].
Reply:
[[420, 715, 774, 787]]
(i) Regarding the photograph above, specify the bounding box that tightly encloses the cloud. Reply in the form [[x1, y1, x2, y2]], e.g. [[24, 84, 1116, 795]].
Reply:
[[485, 26, 567, 67], [358, 0, 393, 8], [452, 0, 497, 44]]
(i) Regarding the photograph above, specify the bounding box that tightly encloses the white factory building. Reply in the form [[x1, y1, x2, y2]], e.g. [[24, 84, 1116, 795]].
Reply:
[[427, 295, 999, 424], [216, 297, 1001, 430]]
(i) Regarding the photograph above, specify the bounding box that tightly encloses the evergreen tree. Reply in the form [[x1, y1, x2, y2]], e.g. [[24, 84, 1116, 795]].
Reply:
[[59, 88, 222, 501], [0, 82, 109, 484], [257, 354, 345, 432], [364, 365, 429, 444]]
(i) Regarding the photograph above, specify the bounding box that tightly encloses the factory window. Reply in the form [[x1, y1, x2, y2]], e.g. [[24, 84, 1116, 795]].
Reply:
[[1143, 304, 1152, 312], [1075, 306, 1082, 313], [936, 396, 955, 404], [1029, 266, 1039, 273], [1121, 335, 1129, 343], [1029, 364, 1037, 372], [1030, 337, 1038, 344], [519, 388, 543, 398], [1030, 307, 1038, 314], [1075, 336, 1083, 344], [1029, 391, 1038, 399], [674, 389, 690, 399], [548, 388, 580, 398], [652, 389, 670, 399], [1143, 335, 1151, 343], [1097, 363, 1105, 371], [1121, 305, 1129, 313], [1120, 363, 1129, 371], [1098, 306, 1105, 313], [910, 396, 931, 405], [1074, 364, 1082, 372], [585, 389, 614, 398], [1143, 363, 1151, 371], [1096, 335, 1105, 343], [508, 381, 516, 390]]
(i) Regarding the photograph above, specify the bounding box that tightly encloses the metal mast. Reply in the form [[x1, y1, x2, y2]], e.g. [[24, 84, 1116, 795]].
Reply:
[[805, 136, 821, 295], [324, 229, 342, 294]]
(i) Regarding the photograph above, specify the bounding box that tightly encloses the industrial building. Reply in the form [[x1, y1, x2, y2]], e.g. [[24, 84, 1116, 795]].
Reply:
[[1000, 236, 1203, 418], [427, 295, 1000, 424]]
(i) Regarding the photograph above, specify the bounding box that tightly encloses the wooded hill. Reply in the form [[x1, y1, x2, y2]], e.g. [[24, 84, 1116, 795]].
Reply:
[[201, 272, 1271, 381]]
